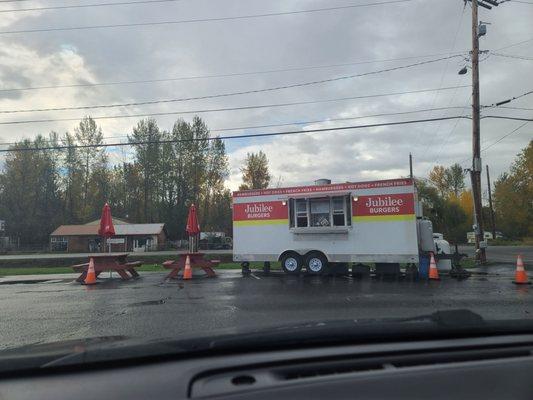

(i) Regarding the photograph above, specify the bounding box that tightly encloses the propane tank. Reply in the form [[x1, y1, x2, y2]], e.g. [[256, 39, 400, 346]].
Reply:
[[433, 233, 452, 271]]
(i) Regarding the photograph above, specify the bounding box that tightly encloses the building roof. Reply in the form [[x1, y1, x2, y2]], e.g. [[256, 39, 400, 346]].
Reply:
[[85, 217, 129, 226], [51, 223, 165, 236]]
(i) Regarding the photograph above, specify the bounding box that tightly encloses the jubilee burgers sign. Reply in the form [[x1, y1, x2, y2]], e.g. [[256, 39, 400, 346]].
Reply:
[[354, 193, 414, 217]]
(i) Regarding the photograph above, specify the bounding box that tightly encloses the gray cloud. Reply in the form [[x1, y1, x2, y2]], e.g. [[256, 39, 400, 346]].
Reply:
[[0, 0, 531, 190]]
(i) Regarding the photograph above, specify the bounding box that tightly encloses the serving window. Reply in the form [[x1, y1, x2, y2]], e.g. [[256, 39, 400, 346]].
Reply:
[[289, 195, 351, 228]]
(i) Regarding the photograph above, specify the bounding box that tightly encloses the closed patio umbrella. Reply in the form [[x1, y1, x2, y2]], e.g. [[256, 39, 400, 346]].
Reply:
[[98, 202, 115, 252], [186, 204, 200, 253]]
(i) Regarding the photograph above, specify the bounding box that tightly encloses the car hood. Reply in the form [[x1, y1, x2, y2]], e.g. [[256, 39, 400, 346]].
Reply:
[[1, 309, 532, 375]]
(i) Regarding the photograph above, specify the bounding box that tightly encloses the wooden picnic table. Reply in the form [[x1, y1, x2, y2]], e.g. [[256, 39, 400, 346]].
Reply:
[[163, 253, 219, 280], [71, 253, 142, 283]]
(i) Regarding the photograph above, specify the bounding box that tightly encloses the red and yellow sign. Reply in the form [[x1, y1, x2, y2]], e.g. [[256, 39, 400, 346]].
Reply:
[[352, 193, 415, 222], [233, 201, 288, 226]]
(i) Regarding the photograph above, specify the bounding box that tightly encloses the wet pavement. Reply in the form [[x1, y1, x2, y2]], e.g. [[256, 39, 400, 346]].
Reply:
[[1, 266, 532, 350]]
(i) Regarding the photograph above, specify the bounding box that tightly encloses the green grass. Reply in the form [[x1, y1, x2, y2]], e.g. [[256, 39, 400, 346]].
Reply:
[[0, 266, 75, 276], [459, 258, 476, 269]]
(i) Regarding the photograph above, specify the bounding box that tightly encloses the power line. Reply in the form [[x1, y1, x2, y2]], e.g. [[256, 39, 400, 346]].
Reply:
[[0, 106, 470, 146], [0, 0, 414, 35], [416, 4, 466, 160], [499, 106, 533, 111], [480, 121, 530, 152], [0, 0, 182, 13], [491, 52, 533, 61], [0, 51, 468, 94], [0, 85, 471, 125], [482, 89, 533, 107], [0, 115, 470, 153], [496, 37, 533, 51], [0, 55, 464, 115], [480, 115, 533, 122], [458, 119, 531, 165]]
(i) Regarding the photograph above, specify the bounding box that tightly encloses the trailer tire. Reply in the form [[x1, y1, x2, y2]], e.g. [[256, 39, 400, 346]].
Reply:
[[305, 252, 328, 275], [281, 253, 303, 275]]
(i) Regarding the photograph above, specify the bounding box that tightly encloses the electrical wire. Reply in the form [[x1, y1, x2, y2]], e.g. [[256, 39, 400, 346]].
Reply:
[[491, 52, 533, 61], [0, 85, 471, 125], [416, 4, 466, 159], [0, 0, 414, 35], [0, 55, 464, 115], [0, 0, 183, 13], [479, 121, 530, 152], [456, 117, 532, 165], [499, 106, 533, 111], [0, 51, 468, 94], [0, 106, 470, 146], [496, 37, 533, 51], [482, 89, 533, 108], [2, 115, 530, 153], [0, 115, 470, 153]]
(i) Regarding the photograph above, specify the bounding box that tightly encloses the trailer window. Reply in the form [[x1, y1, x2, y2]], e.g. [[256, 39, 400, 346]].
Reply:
[[295, 199, 308, 227], [290, 195, 352, 228], [310, 198, 330, 227], [332, 196, 345, 226]]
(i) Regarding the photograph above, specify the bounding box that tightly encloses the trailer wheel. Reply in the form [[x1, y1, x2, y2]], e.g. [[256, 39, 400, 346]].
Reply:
[[281, 253, 303, 275], [305, 252, 328, 275]]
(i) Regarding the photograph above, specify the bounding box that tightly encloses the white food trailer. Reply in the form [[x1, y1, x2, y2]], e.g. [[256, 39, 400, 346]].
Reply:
[[232, 178, 435, 274]]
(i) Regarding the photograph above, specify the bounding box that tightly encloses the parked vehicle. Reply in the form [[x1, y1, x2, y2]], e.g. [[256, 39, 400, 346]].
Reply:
[[467, 231, 504, 244], [199, 232, 233, 250], [233, 178, 435, 275]]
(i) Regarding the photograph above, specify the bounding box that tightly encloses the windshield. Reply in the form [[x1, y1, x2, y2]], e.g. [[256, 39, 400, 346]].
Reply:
[[0, 0, 532, 361]]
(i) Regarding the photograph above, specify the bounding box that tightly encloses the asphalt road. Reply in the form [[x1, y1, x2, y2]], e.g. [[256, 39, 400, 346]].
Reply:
[[1, 266, 532, 350], [458, 245, 532, 263]]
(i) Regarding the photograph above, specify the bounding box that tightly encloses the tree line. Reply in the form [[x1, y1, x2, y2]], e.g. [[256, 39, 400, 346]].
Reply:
[[0, 116, 239, 247]]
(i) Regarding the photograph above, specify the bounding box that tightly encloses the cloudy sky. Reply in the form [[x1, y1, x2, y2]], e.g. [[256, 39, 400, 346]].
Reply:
[[0, 0, 531, 191]]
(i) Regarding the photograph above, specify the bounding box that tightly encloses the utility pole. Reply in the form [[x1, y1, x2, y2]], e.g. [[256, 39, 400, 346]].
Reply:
[[470, 0, 487, 263], [409, 153, 413, 179], [486, 165, 496, 239]]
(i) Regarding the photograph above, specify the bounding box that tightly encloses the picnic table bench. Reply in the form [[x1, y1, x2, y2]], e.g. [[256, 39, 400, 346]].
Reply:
[[163, 253, 220, 280], [72, 253, 142, 283]]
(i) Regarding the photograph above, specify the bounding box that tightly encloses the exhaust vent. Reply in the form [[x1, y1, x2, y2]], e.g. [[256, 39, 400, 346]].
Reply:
[[314, 178, 331, 186]]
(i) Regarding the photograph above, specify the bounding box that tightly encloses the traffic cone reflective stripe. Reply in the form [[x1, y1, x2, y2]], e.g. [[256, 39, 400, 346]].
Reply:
[[429, 252, 440, 281], [84, 257, 97, 285], [183, 255, 192, 280], [513, 255, 530, 285]]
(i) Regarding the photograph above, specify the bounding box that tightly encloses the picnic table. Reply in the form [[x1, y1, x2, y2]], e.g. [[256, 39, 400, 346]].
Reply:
[[163, 253, 220, 280], [71, 253, 142, 283]]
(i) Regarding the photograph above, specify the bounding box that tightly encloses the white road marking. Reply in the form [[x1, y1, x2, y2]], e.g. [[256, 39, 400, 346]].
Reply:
[[250, 273, 261, 280]]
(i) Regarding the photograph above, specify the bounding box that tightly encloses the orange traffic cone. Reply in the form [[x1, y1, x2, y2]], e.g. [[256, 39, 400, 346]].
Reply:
[[84, 257, 97, 285], [183, 255, 192, 280], [513, 255, 530, 285], [429, 252, 440, 281]]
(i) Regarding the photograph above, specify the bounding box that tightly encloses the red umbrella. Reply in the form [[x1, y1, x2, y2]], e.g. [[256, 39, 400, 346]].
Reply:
[[186, 204, 200, 253], [186, 204, 200, 236], [98, 202, 115, 238]]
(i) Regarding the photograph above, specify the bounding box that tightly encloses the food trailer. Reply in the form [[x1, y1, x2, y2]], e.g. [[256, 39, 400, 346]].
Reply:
[[232, 178, 435, 274]]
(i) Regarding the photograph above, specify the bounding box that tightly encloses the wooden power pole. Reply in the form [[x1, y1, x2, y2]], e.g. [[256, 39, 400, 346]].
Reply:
[[470, 0, 487, 263], [486, 164, 496, 239]]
